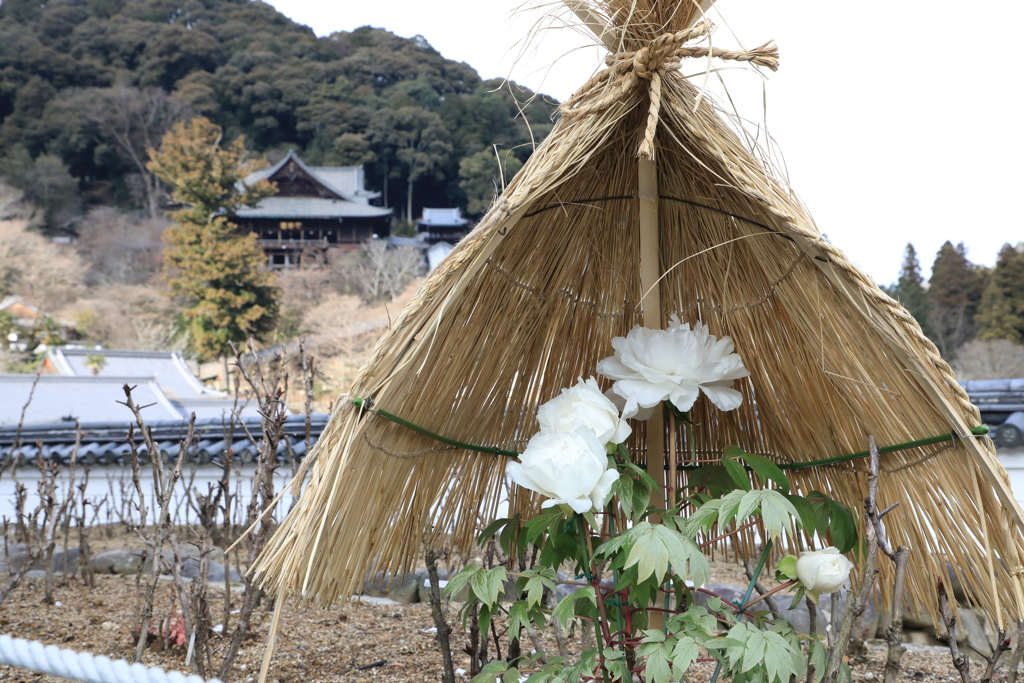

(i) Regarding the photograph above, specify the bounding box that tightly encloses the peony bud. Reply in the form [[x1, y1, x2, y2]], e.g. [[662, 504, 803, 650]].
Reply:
[[796, 547, 854, 596]]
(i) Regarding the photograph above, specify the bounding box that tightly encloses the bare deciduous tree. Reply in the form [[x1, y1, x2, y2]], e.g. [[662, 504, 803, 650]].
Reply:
[[0, 220, 86, 308], [86, 86, 189, 219], [340, 239, 423, 304], [0, 180, 31, 222], [953, 339, 1024, 380], [75, 207, 168, 286]]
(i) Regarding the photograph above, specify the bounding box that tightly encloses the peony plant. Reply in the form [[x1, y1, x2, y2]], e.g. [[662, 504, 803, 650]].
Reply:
[[450, 316, 859, 683]]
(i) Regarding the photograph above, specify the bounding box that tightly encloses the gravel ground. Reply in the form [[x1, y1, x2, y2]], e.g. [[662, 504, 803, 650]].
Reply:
[[0, 556, 987, 683]]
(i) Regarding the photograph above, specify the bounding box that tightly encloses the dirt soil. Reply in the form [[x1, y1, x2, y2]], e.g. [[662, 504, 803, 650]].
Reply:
[[0, 551, 974, 683]]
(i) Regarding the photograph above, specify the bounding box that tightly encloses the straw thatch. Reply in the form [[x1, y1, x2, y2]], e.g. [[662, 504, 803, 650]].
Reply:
[[252, 0, 1024, 627]]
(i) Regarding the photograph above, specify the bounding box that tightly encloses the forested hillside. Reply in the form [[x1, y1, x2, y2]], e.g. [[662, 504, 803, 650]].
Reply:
[[0, 0, 558, 229]]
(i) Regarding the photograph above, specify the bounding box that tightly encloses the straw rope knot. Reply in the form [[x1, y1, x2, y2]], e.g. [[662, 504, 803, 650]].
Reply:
[[559, 20, 778, 160]]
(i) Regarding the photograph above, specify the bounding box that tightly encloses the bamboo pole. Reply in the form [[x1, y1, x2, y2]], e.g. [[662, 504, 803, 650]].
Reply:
[[638, 157, 664, 511], [639, 155, 666, 631]]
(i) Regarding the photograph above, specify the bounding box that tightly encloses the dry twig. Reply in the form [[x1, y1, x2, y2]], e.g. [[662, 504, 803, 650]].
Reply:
[[939, 578, 971, 683], [426, 549, 456, 683], [824, 436, 883, 682], [121, 384, 194, 662], [217, 340, 288, 680], [882, 547, 910, 683]]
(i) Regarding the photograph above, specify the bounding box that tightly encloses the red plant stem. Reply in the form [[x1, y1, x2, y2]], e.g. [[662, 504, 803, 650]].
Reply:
[[626, 660, 718, 675], [700, 520, 759, 548], [742, 579, 797, 610], [594, 575, 615, 649], [624, 587, 633, 635]]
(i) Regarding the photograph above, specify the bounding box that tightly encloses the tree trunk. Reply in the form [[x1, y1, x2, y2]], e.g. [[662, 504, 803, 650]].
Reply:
[[406, 177, 413, 224], [222, 356, 231, 394], [146, 173, 160, 220]]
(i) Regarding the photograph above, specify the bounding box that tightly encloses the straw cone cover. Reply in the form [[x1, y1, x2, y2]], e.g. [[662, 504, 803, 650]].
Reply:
[[252, 0, 1024, 626]]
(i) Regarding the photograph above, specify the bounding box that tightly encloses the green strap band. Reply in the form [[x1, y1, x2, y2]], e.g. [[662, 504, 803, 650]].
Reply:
[[351, 397, 520, 458], [775, 426, 989, 471], [351, 397, 988, 468]]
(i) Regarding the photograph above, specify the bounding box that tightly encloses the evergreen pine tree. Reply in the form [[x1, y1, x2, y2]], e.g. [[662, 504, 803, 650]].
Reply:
[[927, 241, 987, 358], [977, 243, 1024, 345], [886, 243, 931, 337], [147, 117, 279, 363]]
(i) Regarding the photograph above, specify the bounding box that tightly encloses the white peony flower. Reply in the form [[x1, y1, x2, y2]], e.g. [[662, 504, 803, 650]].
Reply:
[[796, 547, 854, 595], [603, 388, 656, 422], [507, 427, 620, 514], [538, 377, 632, 445], [596, 315, 749, 418]]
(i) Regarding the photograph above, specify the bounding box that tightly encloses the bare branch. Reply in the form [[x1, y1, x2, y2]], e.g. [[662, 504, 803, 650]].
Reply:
[[939, 578, 971, 683]]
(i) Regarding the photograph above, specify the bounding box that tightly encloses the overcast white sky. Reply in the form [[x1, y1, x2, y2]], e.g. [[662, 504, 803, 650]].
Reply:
[[267, 0, 1023, 286]]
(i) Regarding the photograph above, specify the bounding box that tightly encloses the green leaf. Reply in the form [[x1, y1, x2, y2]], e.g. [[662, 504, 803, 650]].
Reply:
[[507, 601, 529, 642], [479, 603, 492, 635], [524, 507, 564, 544], [776, 555, 798, 580], [521, 567, 557, 608], [501, 668, 522, 683], [680, 606, 718, 635], [595, 533, 630, 560], [722, 456, 751, 491], [478, 517, 513, 546], [551, 592, 576, 631], [641, 628, 666, 644], [702, 636, 744, 650], [785, 494, 818, 533], [563, 648, 598, 683], [718, 489, 746, 527], [827, 499, 858, 553], [622, 461, 661, 490], [671, 636, 700, 679], [683, 499, 722, 537], [740, 451, 790, 494], [642, 641, 673, 683], [762, 630, 801, 683], [631, 477, 653, 519], [612, 478, 633, 519], [736, 489, 763, 523], [471, 566, 507, 605], [674, 537, 711, 586], [688, 465, 736, 497], [618, 520, 700, 585], [741, 628, 766, 673], [808, 640, 827, 683], [445, 563, 481, 601], [806, 490, 833, 538], [550, 586, 595, 632], [499, 514, 521, 555], [605, 654, 631, 682], [759, 490, 799, 540]]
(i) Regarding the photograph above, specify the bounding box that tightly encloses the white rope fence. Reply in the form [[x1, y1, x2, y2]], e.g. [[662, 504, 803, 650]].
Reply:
[[0, 634, 222, 683]]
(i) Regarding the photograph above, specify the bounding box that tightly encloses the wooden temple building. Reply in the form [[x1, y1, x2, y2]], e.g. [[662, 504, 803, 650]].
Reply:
[[416, 207, 470, 244], [234, 150, 392, 269]]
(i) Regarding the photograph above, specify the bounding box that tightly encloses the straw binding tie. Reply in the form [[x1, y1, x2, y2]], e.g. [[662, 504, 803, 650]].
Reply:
[[559, 20, 779, 160]]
